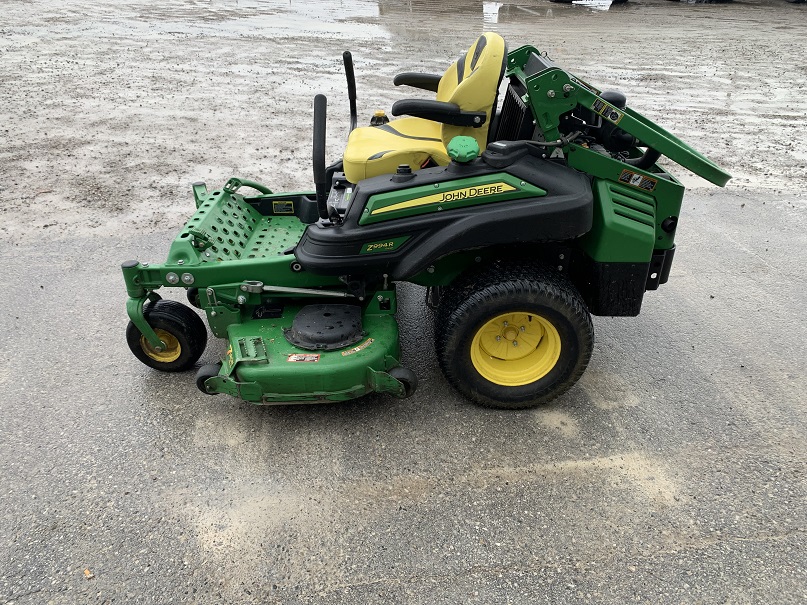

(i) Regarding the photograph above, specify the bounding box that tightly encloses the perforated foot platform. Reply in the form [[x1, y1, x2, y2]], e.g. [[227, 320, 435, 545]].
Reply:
[[165, 188, 307, 265]]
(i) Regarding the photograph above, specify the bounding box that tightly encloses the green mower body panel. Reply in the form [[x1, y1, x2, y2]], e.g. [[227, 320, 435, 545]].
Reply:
[[207, 298, 402, 404]]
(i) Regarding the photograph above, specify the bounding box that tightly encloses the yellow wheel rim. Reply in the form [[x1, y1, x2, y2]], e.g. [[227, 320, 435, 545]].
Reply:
[[140, 328, 182, 363], [470, 312, 561, 387]]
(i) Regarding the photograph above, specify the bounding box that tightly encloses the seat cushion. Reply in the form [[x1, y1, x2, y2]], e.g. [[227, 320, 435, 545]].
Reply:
[[342, 33, 506, 183], [343, 118, 451, 183]]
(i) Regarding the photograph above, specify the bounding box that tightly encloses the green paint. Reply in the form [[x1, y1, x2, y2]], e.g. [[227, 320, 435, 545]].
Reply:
[[579, 179, 656, 263], [565, 145, 683, 252], [208, 296, 403, 403], [170, 189, 304, 265], [506, 44, 731, 187], [447, 136, 480, 163], [223, 177, 273, 195], [125, 296, 165, 349], [126, 190, 340, 293]]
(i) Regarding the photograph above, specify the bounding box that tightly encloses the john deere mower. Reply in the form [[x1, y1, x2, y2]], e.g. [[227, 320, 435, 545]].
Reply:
[[121, 33, 730, 409]]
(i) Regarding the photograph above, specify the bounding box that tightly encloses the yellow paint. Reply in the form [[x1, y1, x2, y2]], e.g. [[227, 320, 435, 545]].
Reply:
[[141, 328, 181, 363], [371, 182, 516, 215], [470, 312, 561, 386], [341, 33, 506, 183]]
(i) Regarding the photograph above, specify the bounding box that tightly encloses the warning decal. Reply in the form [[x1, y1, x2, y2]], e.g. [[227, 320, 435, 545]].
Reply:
[[619, 169, 658, 192], [273, 200, 295, 214], [287, 353, 320, 362], [591, 98, 623, 124], [341, 338, 374, 357]]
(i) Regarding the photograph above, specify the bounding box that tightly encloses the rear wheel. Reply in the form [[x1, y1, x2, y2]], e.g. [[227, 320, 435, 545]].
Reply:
[[126, 300, 208, 372], [436, 265, 593, 409]]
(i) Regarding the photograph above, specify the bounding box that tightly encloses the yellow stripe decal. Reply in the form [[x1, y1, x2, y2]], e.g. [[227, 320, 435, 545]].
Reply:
[[371, 182, 517, 215]]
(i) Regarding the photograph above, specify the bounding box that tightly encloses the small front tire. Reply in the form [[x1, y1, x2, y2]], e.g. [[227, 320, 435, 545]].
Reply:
[[126, 300, 208, 372], [196, 363, 222, 394], [186, 287, 202, 309], [389, 366, 418, 398]]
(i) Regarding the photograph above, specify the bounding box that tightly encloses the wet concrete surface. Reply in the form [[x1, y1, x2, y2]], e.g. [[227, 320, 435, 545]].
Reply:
[[1, 0, 806, 603]]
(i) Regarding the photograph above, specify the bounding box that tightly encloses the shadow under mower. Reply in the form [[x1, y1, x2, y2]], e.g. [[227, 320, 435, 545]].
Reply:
[[122, 34, 730, 409]]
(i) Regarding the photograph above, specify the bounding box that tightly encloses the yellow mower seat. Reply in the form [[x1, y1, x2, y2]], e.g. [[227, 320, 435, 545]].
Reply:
[[343, 32, 507, 183]]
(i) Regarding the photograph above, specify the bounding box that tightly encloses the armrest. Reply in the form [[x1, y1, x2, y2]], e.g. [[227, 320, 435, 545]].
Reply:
[[392, 72, 442, 93], [391, 99, 487, 128]]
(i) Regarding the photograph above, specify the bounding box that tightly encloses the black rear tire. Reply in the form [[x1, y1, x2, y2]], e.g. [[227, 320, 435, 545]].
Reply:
[[126, 300, 208, 372], [436, 264, 593, 409]]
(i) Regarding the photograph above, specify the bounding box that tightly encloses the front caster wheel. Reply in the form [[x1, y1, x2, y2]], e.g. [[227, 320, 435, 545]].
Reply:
[[436, 267, 593, 409], [195, 363, 222, 394], [186, 287, 201, 309], [389, 366, 418, 398], [126, 300, 208, 372]]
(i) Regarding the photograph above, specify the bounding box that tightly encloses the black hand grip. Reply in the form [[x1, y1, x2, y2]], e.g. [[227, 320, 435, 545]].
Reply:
[[313, 94, 329, 219], [343, 51, 358, 132]]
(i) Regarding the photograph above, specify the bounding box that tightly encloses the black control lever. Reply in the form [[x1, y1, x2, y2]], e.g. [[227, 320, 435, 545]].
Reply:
[[343, 51, 358, 133], [313, 94, 329, 220]]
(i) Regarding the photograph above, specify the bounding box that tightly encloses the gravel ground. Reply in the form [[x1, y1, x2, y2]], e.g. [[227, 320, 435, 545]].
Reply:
[[1, 0, 805, 603]]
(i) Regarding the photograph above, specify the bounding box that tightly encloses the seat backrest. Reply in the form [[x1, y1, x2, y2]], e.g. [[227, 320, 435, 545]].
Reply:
[[436, 32, 507, 152]]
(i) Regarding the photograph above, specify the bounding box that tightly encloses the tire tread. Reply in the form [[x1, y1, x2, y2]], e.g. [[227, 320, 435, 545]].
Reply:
[[435, 262, 593, 409], [126, 299, 208, 372]]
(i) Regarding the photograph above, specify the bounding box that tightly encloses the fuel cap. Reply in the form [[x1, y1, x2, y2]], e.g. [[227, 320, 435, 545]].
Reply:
[[447, 136, 480, 163]]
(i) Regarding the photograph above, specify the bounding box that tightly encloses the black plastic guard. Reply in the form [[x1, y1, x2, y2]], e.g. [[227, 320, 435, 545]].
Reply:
[[283, 304, 364, 351], [646, 246, 676, 291], [572, 257, 649, 317], [294, 157, 593, 280]]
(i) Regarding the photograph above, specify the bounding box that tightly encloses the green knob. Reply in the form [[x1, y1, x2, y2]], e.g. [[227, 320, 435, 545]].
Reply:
[[447, 136, 480, 163]]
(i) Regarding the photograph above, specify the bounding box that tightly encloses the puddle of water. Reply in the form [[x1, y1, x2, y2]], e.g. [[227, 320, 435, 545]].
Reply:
[[1, 0, 804, 225], [5, 0, 804, 39], [5, 0, 387, 39]]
